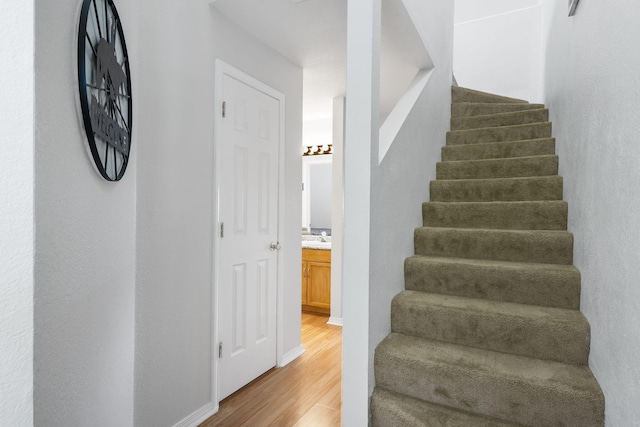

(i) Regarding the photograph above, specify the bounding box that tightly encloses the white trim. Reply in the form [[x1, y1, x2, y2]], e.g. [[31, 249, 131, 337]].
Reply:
[[454, 4, 541, 27], [212, 59, 286, 407], [327, 317, 343, 327], [279, 345, 306, 367], [171, 403, 218, 427], [378, 68, 433, 163]]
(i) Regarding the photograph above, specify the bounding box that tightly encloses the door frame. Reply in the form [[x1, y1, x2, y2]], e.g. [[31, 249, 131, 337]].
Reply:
[[212, 59, 286, 407]]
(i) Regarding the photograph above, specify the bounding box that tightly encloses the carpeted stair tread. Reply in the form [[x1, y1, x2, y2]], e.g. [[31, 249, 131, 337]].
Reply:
[[391, 290, 590, 364], [371, 388, 521, 427], [372, 87, 604, 425], [451, 108, 549, 131], [404, 256, 580, 309], [442, 138, 556, 161], [414, 227, 573, 265], [447, 122, 552, 146], [452, 102, 546, 118], [452, 87, 529, 104], [375, 333, 604, 427], [430, 176, 563, 202], [436, 155, 558, 180], [422, 200, 568, 230]]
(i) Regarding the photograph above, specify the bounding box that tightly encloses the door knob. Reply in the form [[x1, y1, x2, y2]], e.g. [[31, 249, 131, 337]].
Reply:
[[270, 242, 281, 251]]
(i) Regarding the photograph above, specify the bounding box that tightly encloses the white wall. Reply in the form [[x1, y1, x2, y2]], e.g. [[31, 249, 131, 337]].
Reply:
[[341, 0, 453, 424], [542, 1, 640, 425], [33, 1, 138, 425], [342, 0, 379, 423], [29, 2, 302, 426], [454, 0, 544, 102], [368, 0, 454, 393], [134, 3, 303, 426], [0, 1, 34, 426], [134, 2, 214, 424]]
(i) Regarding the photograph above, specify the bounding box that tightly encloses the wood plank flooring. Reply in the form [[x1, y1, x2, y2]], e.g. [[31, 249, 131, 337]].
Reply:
[[200, 312, 342, 427]]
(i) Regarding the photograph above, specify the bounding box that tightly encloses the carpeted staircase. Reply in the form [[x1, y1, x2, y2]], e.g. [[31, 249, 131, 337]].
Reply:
[[371, 87, 605, 426]]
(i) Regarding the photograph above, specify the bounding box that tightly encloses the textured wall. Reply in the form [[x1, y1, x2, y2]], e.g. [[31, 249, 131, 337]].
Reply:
[[368, 0, 454, 389], [0, 1, 34, 426], [134, 3, 303, 426], [34, 1, 138, 425], [342, 1, 453, 423], [543, 0, 640, 425], [134, 2, 215, 424], [365, 10, 454, 399], [30, 1, 302, 425], [454, 1, 544, 102]]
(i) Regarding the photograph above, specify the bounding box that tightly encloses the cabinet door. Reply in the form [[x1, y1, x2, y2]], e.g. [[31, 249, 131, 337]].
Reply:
[[307, 261, 331, 309], [301, 261, 308, 305]]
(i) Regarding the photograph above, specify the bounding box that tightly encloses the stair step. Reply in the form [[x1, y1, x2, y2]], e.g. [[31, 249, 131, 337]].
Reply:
[[371, 388, 520, 427], [374, 333, 604, 427], [442, 138, 556, 161], [430, 176, 563, 202], [414, 227, 573, 265], [452, 102, 546, 118], [447, 122, 552, 146], [404, 256, 580, 309], [451, 108, 549, 131], [452, 87, 529, 104], [436, 155, 558, 180], [392, 291, 590, 364], [423, 200, 568, 230]]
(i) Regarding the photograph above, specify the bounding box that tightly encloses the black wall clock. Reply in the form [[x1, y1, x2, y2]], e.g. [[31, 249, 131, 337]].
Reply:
[[77, 0, 132, 181]]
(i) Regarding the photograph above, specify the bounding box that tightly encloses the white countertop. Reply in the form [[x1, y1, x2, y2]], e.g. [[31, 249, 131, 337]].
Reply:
[[301, 235, 331, 250], [302, 241, 331, 250]]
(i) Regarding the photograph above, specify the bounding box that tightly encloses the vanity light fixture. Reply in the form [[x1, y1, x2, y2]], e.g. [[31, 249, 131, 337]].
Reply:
[[302, 143, 333, 156]]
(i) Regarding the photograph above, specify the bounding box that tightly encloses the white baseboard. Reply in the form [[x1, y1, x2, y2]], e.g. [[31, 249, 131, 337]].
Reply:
[[279, 345, 305, 367], [327, 317, 343, 326], [172, 402, 218, 427]]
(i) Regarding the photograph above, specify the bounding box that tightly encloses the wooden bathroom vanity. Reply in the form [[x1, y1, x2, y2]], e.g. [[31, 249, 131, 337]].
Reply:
[[301, 248, 331, 314]]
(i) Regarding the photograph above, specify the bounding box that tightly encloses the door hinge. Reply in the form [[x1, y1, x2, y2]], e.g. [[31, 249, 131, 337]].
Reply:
[[222, 101, 226, 118], [219, 342, 223, 358], [220, 222, 224, 238]]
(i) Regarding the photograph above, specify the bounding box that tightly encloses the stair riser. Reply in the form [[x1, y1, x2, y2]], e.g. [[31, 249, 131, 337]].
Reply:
[[371, 388, 520, 427], [436, 156, 558, 180], [451, 109, 549, 131], [452, 87, 528, 104], [452, 103, 545, 118], [375, 337, 605, 427], [414, 228, 574, 265], [447, 123, 552, 145], [404, 256, 581, 309], [442, 138, 556, 161], [391, 292, 590, 365], [423, 201, 568, 230], [430, 176, 563, 202]]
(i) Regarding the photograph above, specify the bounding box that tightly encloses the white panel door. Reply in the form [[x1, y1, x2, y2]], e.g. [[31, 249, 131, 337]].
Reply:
[[218, 73, 280, 400]]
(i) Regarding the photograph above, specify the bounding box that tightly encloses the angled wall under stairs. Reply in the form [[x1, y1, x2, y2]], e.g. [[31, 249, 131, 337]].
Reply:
[[371, 87, 604, 426]]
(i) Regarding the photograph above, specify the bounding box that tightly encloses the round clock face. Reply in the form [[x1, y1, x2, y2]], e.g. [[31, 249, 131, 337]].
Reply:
[[77, 0, 132, 181]]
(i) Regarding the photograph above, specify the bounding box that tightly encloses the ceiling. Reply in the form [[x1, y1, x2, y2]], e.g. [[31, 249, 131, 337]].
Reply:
[[211, 0, 432, 145]]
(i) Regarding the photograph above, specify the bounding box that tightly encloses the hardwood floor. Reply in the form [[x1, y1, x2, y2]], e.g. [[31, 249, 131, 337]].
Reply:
[[200, 312, 342, 427]]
